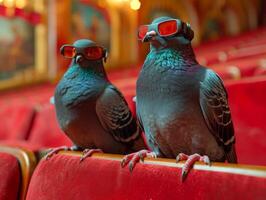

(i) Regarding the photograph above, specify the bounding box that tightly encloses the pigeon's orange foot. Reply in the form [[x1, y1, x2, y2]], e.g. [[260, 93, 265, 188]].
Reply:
[[45, 146, 72, 160], [176, 153, 211, 182], [80, 149, 103, 162], [121, 150, 157, 172]]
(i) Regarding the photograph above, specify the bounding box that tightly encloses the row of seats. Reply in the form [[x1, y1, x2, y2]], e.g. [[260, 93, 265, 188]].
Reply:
[[1, 146, 266, 200], [0, 146, 37, 200], [195, 28, 266, 79], [1, 76, 266, 165], [0, 28, 266, 199]]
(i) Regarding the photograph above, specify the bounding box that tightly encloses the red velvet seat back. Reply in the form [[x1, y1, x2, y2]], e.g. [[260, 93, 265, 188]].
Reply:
[[28, 104, 72, 148], [0, 152, 20, 200], [26, 153, 266, 200], [0, 103, 35, 140], [226, 78, 266, 165]]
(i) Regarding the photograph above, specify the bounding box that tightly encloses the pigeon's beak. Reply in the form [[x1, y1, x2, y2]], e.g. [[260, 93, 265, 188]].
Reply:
[[142, 30, 157, 42], [75, 55, 84, 64]]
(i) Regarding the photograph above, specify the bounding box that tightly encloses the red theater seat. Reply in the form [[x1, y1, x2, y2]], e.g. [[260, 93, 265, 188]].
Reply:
[[194, 28, 266, 55], [255, 68, 266, 76], [0, 146, 37, 200], [254, 59, 266, 76], [195, 28, 266, 65], [0, 83, 54, 106], [224, 44, 266, 62], [26, 152, 266, 200], [0, 152, 20, 200], [226, 77, 266, 166], [197, 45, 266, 66], [28, 104, 72, 148], [211, 54, 266, 77], [0, 103, 35, 140], [0, 140, 42, 152], [212, 66, 241, 80]]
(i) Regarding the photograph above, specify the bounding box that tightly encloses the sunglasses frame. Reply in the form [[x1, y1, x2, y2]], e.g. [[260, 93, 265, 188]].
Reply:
[[60, 45, 108, 61], [138, 19, 184, 40]]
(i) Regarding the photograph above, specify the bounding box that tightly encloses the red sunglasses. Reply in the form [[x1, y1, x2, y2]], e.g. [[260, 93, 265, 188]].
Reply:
[[60, 45, 107, 61], [138, 19, 184, 40]]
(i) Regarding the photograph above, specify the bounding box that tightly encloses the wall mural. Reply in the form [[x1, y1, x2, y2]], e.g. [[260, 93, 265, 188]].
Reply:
[[0, 17, 35, 80], [0, 0, 46, 91], [72, 0, 111, 50]]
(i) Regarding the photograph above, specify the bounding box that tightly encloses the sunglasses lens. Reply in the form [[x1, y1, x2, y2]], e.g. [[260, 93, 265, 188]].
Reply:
[[138, 25, 149, 40], [62, 46, 76, 58], [158, 20, 178, 36], [85, 46, 104, 60]]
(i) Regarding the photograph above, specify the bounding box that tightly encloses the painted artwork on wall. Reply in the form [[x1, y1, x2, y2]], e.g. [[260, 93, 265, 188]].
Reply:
[[0, 17, 35, 80], [0, 0, 46, 91], [72, 0, 111, 50]]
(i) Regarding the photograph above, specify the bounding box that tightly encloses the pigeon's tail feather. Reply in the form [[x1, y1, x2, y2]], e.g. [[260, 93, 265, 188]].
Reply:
[[226, 144, 238, 163]]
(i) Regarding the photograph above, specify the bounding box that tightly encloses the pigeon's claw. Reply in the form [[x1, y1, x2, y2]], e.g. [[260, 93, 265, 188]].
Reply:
[[121, 150, 157, 172], [121, 153, 135, 168], [176, 153, 211, 182], [45, 146, 70, 160], [80, 149, 103, 162]]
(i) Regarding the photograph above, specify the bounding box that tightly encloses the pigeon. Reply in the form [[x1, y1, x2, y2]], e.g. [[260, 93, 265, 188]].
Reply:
[[45, 39, 146, 161], [121, 17, 237, 181]]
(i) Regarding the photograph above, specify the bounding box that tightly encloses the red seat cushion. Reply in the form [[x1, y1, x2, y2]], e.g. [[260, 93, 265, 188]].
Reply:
[[211, 54, 266, 77], [26, 153, 266, 200], [194, 28, 266, 55], [0, 103, 35, 140], [0, 83, 55, 106], [226, 78, 266, 165], [0, 152, 20, 200], [0, 140, 42, 152], [255, 68, 266, 76], [28, 104, 72, 148], [212, 66, 241, 80]]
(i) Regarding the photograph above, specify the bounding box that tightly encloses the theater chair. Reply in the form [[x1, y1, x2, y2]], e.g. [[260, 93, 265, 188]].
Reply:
[[0, 83, 55, 106], [0, 104, 70, 152], [195, 29, 266, 65], [0, 102, 35, 141], [196, 44, 266, 66], [27, 104, 72, 149], [226, 77, 266, 166], [224, 44, 266, 63], [0, 146, 37, 200], [211, 66, 241, 80], [26, 151, 266, 200], [194, 28, 266, 55], [210, 54, 266, 78], [254, 59, 266, 76]]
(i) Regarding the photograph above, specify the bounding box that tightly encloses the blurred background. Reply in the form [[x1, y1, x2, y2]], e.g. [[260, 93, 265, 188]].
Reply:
[[0, 0, 265, 89], [0, 0, 266, 166]]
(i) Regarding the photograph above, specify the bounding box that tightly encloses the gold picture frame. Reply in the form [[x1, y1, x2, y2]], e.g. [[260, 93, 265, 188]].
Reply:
[[0, 0, 47, 91]]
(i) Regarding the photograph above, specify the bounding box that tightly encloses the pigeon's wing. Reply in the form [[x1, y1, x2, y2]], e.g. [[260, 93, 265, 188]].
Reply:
[[96, 85, 139, 143], [136, 113, 144, 132], [199, 69, 235, 149], [135, 97, 144, 132]]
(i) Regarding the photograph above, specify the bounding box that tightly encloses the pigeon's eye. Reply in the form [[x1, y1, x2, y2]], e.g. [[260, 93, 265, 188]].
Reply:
[[138, 25, 149, 40], [61, 46, 76, 58], [84, 46, 104, 60], [158, 20, 178, 37]]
